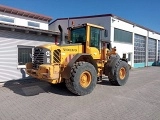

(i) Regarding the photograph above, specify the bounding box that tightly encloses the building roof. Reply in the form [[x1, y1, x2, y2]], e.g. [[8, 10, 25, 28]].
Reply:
[[0, 22, 60, 36], [0, 5, 52, 22], [50, 14, 160, 35], [50, 14, 113, 24]]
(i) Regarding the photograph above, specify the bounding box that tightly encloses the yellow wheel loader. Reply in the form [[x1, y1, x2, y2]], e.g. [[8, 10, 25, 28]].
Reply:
[[26, 23, 129, 96]]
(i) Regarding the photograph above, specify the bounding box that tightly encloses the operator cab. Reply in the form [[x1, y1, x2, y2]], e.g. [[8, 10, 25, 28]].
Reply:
[[67, 23, 109, 50]]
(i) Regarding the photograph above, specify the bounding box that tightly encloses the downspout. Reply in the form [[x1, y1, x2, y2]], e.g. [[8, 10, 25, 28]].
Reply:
[[145, 31, 149, 67], [156, 39, 158, 65]]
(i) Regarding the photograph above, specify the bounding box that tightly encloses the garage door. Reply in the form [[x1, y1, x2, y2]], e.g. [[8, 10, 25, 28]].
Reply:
[[158, 41, 160, 65], [148, 38, 156, 66], [134, 34, 146, 68]]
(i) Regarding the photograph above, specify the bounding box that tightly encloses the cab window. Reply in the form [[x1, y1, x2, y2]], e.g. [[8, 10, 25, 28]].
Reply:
[[90, 27, 100, 49], [71, 27, 86, 43]]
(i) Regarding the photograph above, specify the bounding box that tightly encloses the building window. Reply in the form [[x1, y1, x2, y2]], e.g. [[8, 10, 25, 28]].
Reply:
[[28, 21, 40, 28], [0, 16, 14, 23], [114, 28, 132, 43], [18, 45, 34, 66]]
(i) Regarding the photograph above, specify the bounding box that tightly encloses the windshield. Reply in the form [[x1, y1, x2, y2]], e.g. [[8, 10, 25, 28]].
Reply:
[[71, 27, 86, 43]]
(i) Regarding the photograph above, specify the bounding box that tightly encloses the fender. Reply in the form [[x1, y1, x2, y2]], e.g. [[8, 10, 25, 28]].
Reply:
[[61, 53, 98, 79]]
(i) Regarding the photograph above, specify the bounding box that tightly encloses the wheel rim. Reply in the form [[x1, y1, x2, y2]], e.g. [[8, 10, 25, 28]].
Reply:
[[80, 71, 92, 88], [119, 67, 126, 80]]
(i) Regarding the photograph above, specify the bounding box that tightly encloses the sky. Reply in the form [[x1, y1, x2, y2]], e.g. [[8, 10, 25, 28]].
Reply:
[[0, 0, 160, 32]]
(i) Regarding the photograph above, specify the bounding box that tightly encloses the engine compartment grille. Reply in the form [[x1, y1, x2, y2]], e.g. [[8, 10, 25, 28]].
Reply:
[[53, 49, 61, 63]]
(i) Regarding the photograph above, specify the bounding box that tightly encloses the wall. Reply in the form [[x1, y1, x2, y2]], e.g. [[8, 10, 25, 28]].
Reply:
[[0, 12, 49, 30], [49, 16, 112, 42], [110, 16, 160, 67], [0, 30, 55, 82]]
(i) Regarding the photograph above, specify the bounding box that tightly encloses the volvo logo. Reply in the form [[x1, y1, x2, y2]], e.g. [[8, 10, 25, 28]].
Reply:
[[63, 48, 77, 52]]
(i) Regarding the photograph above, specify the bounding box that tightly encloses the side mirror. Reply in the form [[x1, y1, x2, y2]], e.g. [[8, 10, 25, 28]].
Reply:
[[104, 29, 108, 37]]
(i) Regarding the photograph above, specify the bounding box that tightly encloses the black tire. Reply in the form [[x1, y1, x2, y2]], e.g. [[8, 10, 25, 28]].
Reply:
[[104, 54, 120, 76], [108, 60, 129, 86], [65, 62, 97, 96]]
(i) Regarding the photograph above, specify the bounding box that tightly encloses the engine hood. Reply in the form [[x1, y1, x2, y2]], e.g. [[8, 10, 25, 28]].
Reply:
[[37, 44, 59, 51]]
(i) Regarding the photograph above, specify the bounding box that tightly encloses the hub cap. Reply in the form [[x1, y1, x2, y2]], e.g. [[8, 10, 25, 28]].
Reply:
[[80, 71, 91, 88], [119, 67, 126, 80]]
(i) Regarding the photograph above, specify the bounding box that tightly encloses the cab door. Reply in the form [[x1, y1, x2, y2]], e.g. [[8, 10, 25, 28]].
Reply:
[[88, 26, 101, 59]]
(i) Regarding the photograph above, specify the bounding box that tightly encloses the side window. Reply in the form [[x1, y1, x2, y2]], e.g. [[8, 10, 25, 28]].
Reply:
[[17, 45, 34, 67], [28, 21, 40, 28], [90, 27, 100, 49], [0, 16, 14, 23]]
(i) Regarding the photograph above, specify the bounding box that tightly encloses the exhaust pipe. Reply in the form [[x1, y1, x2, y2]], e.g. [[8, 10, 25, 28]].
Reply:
[[58, 25, 65, 45]]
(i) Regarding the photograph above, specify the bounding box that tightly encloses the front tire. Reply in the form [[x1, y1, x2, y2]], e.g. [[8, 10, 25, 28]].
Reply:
[[65, 62, 97, 96], [108, 60, 129, 86]]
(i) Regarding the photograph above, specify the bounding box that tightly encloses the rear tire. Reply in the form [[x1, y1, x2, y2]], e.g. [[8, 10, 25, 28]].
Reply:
[[108, 60, 129, 86], [65, 62, 97, 96]]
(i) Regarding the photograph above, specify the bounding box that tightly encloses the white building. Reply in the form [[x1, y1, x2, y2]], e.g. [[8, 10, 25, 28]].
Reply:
[[0, 4, 51, 30], [49, 14, 160, 68], [0, 5, 60, 82], [1, 4, 160, 82]]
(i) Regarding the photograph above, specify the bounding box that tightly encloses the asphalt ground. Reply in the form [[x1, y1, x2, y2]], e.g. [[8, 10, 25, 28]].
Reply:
[[0, 66, 160, 120]]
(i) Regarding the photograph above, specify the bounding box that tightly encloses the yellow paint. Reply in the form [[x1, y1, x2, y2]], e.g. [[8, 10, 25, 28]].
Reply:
[[88, 47, 101, 59], [85, 23, 104, 29], [25, 23, 120, 85], [26, 63, 61, 84], [59, 44, 83, 65]]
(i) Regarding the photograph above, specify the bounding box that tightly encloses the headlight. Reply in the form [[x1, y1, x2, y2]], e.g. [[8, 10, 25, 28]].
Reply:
[[46, 51, 50, 56]]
